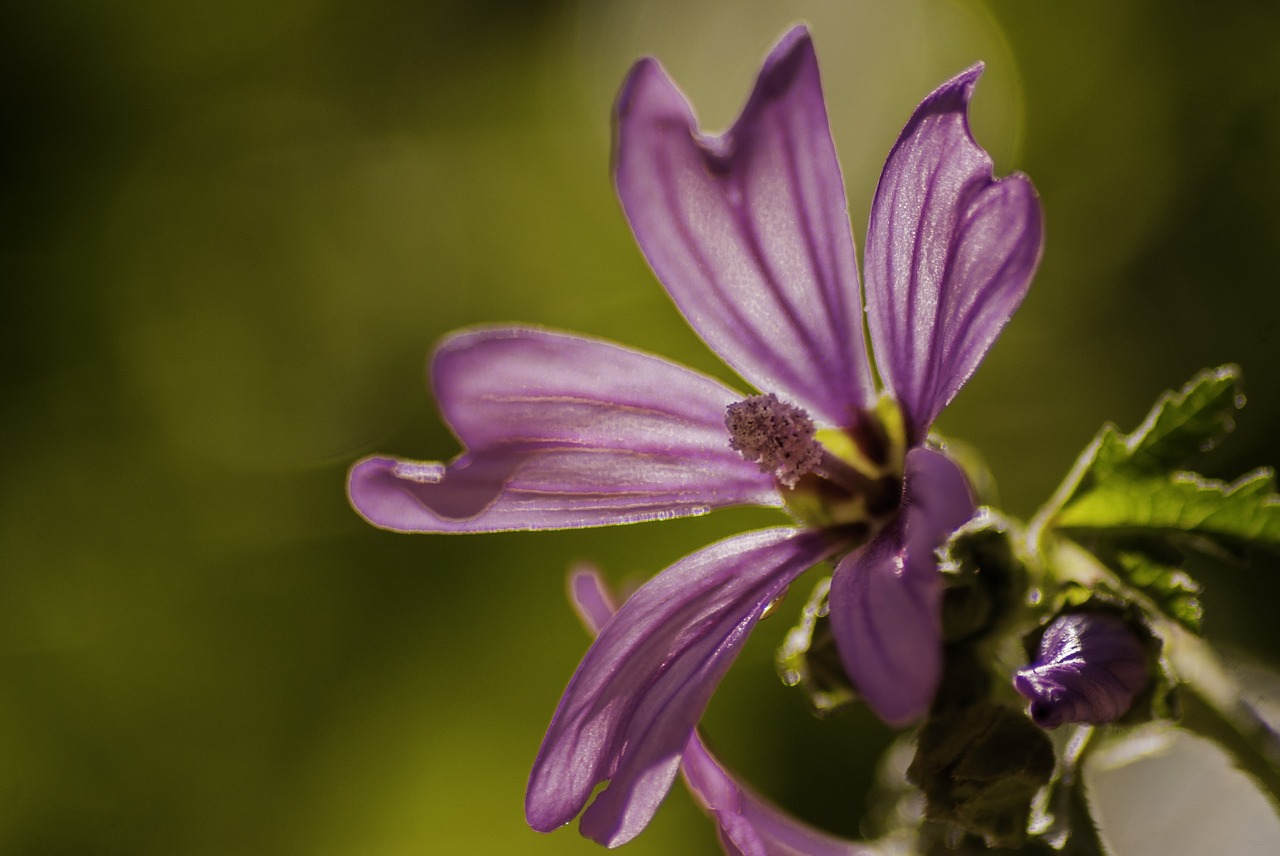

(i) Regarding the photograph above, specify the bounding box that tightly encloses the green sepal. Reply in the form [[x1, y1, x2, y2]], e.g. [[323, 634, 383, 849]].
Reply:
[[938, 510, 1028, 645], [775, 577, 858, 716], [909, 702, 1056, 848], [1028, 731, 1110, 856], [1048, 776, 1109, 856]]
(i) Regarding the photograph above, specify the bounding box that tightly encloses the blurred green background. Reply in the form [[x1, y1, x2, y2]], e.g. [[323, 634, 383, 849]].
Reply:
[[4, 0, 1279, 853]]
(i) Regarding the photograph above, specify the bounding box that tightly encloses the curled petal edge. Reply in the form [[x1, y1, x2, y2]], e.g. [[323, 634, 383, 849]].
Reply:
[[348, 327, 781, 533]]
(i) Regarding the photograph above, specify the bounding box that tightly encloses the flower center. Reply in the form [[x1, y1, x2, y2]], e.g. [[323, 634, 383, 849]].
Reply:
[[725, 393, 822, 488], [726, 393, 907, 529]]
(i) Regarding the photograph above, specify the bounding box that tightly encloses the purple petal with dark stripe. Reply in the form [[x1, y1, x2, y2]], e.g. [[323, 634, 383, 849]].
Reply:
[[829, 447, 975, 726], [347, 327, 778, 532], [528, 529, 835, 847], [863, 65, 1043, 442], [614, 26, 873, 427], [567, 566, 870, 856], [1014, 612, 1150, 728]]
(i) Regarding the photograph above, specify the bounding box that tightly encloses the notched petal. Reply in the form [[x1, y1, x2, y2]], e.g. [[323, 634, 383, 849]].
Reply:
[[865, 65, 1044, 442], [614, 26, 873, 426]]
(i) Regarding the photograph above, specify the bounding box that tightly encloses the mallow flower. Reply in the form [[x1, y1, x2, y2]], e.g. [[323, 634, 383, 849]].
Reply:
[[568, 566, 870, 856], [347, 25, 1042, 847]]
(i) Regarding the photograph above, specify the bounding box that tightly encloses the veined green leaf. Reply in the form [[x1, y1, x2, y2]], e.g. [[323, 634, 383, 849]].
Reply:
[[1107, 364, 1242, 475], [1055, 468, 1280, 549], [1044, 366, 1244, 513], [1093, 547, 1203, 633], [1033, 366, 1272, 634]]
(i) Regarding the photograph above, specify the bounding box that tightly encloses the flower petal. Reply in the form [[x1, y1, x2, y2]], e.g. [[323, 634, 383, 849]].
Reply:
[[864, 65, 1043, 442], [347, 327, 778, 532], [681, 737, 875, 856], [614, 26, 873, 427], [567, 567, 870, 856], [829, 447, 975, 726], [527, 528, 835, 846], [567, 566, 619, 637]]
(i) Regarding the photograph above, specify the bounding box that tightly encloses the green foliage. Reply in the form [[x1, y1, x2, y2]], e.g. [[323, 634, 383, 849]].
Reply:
[[1039, 366, 1280, 632], [775, 578, 858, 716], [1049, 365, 1243, 509], [909, 703, 1056, 847], [1054, 468, 1280, 549], [1096, 364, 1242, 477], [939, 511, 1027, 644], [1095, 545, 1202, 632]]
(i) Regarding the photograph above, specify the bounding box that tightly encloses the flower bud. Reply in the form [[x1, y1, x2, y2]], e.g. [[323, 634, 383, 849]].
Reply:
[[1014, 611, 1151, 728]]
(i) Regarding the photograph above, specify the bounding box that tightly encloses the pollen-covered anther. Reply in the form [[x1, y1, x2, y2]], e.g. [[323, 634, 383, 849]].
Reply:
[[726, 393, 822, 488]]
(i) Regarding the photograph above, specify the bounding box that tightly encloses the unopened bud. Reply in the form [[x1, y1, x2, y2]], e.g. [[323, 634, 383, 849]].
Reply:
[[1014, 611, 1151, 728]]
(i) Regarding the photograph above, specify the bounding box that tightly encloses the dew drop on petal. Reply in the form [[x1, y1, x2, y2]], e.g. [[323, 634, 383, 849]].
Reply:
[[760, 592, 787, 620], [891, 555, 906, 578]]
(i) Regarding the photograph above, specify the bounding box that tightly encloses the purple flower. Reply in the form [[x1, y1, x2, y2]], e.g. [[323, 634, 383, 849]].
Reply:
[[568, 567, 872, 856], [1014, 612, 1152, 728], [348, 26, 1041, 846]]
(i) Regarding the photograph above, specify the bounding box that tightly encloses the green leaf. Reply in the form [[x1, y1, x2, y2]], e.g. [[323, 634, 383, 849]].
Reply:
[[1055, 468, 1280, 550], [1048, 365, 1244, 512], [1095, 546, 1203, 633], [1107, 364, 1243, 475], [1032, 366, 1272, 633]]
